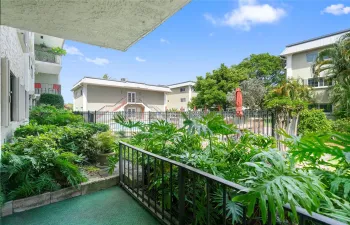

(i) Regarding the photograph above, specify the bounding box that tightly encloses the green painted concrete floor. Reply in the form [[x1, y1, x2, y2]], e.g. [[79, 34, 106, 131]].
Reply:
[[1, 186, 160, 225]]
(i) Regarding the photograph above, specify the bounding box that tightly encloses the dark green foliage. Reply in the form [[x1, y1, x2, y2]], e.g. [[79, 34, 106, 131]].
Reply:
[[115, 113, 350, 224], [236, 53, 286, 86], [14, 123, 57, 137], [1, 135, 86, 200], [332, 118, 350, 133], [93, 130, 117, 154], [190, 64, 247, 110], [30, 105, 83, 126], [38, 94, 64, 108], [298, 108, 332, 135]]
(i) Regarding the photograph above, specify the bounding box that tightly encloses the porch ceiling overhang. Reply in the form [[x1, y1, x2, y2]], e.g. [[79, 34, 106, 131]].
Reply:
[[1, 0, 191, 51]]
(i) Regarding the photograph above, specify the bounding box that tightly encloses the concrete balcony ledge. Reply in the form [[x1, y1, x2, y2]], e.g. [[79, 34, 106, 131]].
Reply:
[[1, 175, 119, 217]]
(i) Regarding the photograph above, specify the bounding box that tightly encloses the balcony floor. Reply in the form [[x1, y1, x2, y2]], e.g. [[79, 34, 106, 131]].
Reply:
[[2, 186, 160, 225]]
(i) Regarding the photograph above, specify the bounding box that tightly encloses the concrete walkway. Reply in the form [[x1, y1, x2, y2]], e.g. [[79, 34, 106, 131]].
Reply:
[[1, 187, 160, 225]]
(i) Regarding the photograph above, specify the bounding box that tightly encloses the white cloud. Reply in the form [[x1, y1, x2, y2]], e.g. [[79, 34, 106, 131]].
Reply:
[[85, 57, 109, 66], [64, 44, 84, 56], [136, 56, 146, 62], [322, 4, 350, 15], [204, 13, 217, 25], [204, 0, 286, 31], [160, 38, 170, 44], [209, 32, 214, 37]]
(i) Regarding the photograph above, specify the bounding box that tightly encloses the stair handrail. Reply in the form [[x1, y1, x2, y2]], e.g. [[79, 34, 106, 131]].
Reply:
[[97, 97, 126, 112]]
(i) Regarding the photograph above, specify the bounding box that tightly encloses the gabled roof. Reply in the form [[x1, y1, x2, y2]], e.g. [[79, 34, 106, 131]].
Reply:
[[168, 81, 195, 89], [71, 77, 171, 93], [281, 28, 350, 56]]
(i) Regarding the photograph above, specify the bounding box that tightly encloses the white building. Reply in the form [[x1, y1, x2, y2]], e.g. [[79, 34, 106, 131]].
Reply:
[[72, 77, 170, 113], [167, 81, 197, 111], [281, 29, 350, 113], [34, 34, 64, 97], [0, 26, 35, 143]]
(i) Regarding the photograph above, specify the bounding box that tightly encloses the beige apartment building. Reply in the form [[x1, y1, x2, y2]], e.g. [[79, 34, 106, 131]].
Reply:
[[167, 81, 197, 111], [34, 34, 64, 97], [281, 29, 350, 113], [72, 77, 170, 114]]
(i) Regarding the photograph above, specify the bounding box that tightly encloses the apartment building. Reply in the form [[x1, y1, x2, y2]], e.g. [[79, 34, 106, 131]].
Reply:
[[281, 29, 350, 113], [72, 77, 170, 113], [167, 81, 197, 111], [0, 26, 35, 143], [34, 33, 64, 97]]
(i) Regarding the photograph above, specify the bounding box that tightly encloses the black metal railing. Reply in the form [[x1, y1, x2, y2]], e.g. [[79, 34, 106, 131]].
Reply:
[[119, 142, 346, 225], [74, 110, 276, 137]]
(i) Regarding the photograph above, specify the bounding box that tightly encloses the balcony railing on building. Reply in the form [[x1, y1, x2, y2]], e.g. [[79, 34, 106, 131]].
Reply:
[[34, 44, 61, 64], [35, 83, 61, 95]]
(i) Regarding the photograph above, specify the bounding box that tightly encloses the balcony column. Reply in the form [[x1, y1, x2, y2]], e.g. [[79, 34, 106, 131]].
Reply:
[[82, 84, 87, 111], [286, 55, 293, 79]]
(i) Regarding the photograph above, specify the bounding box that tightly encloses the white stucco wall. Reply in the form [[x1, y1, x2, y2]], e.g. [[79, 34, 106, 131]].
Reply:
[[0, 26, 33, 143], [84, 85, 166, 111], [167, 85, 197, 111], [35, 73, 59, 84]]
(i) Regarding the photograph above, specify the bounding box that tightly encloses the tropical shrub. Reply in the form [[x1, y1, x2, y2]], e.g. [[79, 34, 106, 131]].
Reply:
[[38, 93, 64, 108], [114, 112, 350, 224], [93, 130, 117, 154], [332, 118, 350, 133], [30, 105, 83, 126], [14, 123, 57, 137], [1, 135, 86, 201], [298, 108, 331, 135]]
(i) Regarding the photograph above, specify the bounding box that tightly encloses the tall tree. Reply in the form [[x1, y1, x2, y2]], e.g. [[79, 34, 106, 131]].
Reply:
[[265, 79, 311, 139], [227, 78, 266, 110], [190, 64, 246, 110], [102, 74, 111, 80], [236, 53, 286, 86], [313, 33, 350, 118]]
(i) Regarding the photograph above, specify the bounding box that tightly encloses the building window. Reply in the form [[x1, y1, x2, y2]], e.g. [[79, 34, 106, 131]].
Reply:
[[80, 89, 83, 96], [309, 104, 332, 113], [180, 87, 186, 92], [127, 92, 136, 103], [308, 77, 332, 87], [191, 86, 195, 92], [180, 98, 186, 102], [306, 52, 318, 63]]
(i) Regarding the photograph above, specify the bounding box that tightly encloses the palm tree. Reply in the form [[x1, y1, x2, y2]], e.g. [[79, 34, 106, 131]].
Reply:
[[313, 33, 350, 117], [265, 79, 311, 142]]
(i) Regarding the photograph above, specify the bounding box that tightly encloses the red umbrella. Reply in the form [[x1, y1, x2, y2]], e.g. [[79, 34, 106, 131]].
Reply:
[[235, 88, 243, 117]]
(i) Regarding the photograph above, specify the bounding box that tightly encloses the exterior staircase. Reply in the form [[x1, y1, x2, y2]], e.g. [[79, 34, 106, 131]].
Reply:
[[96, 98, 127, 121]]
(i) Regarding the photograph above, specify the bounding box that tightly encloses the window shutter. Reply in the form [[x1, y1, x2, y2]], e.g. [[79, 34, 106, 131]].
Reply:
[[1, 58, 10, 126], [19, 84, 25, 120], [13, 76, 20, 121]]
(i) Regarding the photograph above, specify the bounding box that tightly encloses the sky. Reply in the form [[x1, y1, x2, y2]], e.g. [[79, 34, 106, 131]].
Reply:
[[60, 0, 350, 103]]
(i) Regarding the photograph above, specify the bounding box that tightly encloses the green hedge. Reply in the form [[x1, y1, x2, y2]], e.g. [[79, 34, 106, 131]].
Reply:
[[298, 109, 331, 135], [30, 105, 83, 126], [38, 93, 64, 108]]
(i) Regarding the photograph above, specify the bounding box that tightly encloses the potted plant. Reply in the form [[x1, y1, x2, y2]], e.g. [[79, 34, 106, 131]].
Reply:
[[94, 130, 117, 167]]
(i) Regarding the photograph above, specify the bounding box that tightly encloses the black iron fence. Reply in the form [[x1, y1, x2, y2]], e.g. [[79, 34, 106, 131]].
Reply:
[[119, 141, 346, 225], [75, 110, 276, 137]]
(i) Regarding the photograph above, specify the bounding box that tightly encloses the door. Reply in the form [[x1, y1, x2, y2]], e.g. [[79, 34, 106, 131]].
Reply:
[[127, 107, 136, 118]]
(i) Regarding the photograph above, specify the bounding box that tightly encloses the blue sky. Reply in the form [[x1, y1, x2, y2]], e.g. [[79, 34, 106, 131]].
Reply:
[[60, 0, 350, 103]]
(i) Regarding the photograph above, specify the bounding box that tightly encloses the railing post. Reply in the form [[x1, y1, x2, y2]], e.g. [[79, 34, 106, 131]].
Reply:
[[148, 111, 151, 124], [165, 110, 168, 122], [178, 167, 186, 225], [271, 110, 276, 138], [119, 142, 123, 184], [87, 110, 90, 123], [94, 110, 97, 123]]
